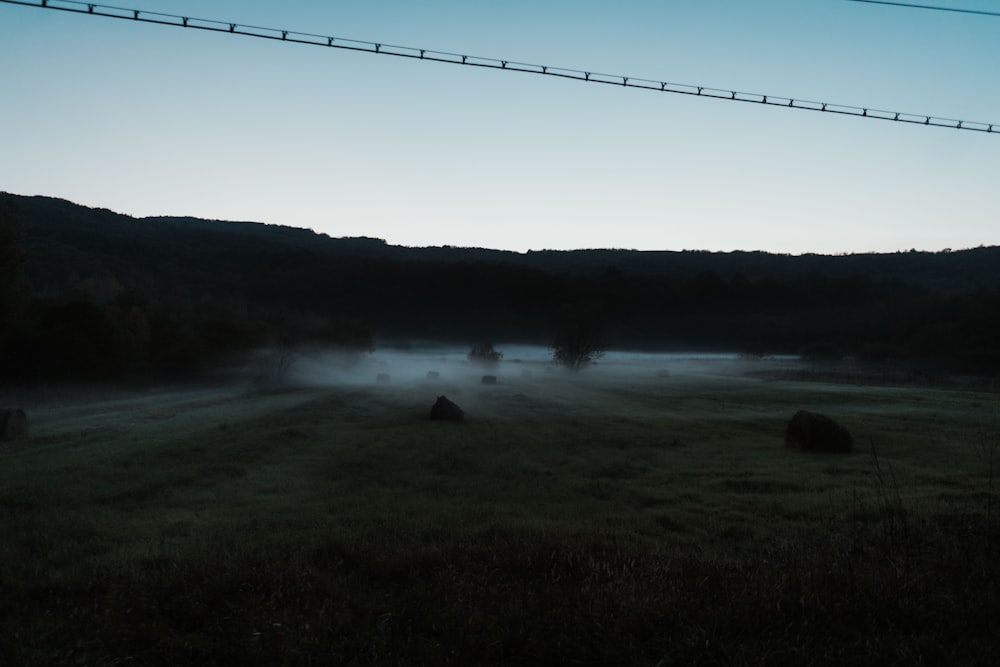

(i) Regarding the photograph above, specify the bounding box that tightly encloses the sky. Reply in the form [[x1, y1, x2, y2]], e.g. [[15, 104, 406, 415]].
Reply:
[[1, 0, 998, 254]]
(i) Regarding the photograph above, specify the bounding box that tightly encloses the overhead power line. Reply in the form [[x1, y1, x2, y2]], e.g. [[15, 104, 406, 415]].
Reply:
[[3, 0, 997, 136], [844, 0, 1000, 18]]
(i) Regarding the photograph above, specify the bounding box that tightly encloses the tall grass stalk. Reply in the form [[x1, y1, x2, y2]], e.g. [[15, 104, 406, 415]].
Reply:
[[869, 438, 906, 537]]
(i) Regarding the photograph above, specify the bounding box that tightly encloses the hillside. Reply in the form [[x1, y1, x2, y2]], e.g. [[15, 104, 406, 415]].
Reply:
[[11, 193, 1000, 294]]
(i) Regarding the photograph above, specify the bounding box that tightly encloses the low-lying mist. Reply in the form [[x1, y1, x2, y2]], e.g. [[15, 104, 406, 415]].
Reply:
[[2, 344, 773, 422], [282, 343, 761, 391]]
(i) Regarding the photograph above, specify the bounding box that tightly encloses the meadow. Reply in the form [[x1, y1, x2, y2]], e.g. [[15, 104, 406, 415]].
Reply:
[[1, 351, 997, 665]]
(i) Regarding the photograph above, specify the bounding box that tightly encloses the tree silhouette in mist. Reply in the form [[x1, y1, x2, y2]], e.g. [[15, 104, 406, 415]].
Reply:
[[551, 303, 608, 371], [468, 342, 503, 368]]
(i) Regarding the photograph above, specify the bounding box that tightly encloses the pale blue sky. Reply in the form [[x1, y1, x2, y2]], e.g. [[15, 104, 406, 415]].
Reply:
[[1, 0, 997, 253]]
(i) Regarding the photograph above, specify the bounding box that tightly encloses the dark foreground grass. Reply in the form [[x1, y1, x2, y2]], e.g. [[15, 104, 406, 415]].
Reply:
[[3, 517, 997, 666], [1, 367, 998, 665]]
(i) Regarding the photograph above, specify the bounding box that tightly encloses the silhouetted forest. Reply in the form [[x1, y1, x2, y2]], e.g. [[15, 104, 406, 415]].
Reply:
[[2, 192, 999, 382]]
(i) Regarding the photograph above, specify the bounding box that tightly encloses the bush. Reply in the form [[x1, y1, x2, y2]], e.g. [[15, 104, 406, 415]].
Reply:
[[552, 303, 608, 371]]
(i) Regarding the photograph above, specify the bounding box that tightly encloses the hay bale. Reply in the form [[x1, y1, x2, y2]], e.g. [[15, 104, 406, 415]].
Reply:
[[481, 375, 497, 385], [0, 409, 29, 442], [430, 395, 464, 421], [785, 410, 852, 453], [426, 371, 440, 381], [376, 373, 391, 384]]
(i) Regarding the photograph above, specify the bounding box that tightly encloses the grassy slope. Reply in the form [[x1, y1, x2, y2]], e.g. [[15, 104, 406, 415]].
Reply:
[[1, 365, 998, 665]]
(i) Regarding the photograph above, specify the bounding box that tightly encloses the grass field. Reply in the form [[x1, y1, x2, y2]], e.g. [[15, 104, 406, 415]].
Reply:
[[1, 352, 998, 665]]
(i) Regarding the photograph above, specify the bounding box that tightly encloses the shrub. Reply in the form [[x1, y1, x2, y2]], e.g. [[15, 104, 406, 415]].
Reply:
[[552, 303, 608, 371]]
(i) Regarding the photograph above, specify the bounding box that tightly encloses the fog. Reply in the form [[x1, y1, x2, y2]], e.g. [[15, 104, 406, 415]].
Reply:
[[282, 343, 776, 390], [2, 344, 803, 432]]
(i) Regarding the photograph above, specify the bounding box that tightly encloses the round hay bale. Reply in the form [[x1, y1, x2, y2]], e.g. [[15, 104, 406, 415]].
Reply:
[[376, 373, 391, 384], [785, 410, 852, 453], [0, 409, 29, 442], [481, 375, 497, 385], [429, 395, 464, 421], [426, 371, 440, 381]]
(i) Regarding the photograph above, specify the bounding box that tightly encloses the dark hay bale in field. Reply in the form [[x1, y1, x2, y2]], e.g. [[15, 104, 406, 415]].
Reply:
[[0, 409, 29, 442], [426, 371, 440, 381], [785, 410, 853, 453], [481, 375, 497, 385], [430, 396, 464, 421], [376, 373, 391, 384]]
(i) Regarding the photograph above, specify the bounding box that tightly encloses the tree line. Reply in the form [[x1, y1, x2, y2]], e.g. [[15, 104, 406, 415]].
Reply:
[[2, 193, 999, 383]]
